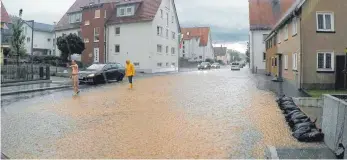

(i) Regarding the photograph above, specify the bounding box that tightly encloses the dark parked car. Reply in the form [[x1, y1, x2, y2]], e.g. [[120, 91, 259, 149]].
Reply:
[[198, 62, 211, 70], [79, 63, 125, 84]]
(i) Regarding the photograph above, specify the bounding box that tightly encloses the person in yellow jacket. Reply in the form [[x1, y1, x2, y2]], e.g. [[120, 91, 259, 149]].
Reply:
[[125, 60, 135, 89]]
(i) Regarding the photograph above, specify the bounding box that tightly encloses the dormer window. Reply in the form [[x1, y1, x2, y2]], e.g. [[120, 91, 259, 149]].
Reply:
[[69, 12, 82, 24], [117, 6, 135, 17]]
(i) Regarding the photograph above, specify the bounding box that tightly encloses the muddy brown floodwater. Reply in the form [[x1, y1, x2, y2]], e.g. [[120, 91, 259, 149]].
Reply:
[[1, 69, 325, 159]]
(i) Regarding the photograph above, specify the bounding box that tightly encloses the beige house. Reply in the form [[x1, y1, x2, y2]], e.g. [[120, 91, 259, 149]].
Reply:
[[265, 0, 347, 90], [213, 46, 228, 64]]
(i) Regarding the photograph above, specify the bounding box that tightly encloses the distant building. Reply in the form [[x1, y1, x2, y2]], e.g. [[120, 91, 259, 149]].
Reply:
[[21, 21, 55, 56], [180, 27, 214, 62], [213, 46, 227, 64], [1, 1, 11, 64], [248, 0, 295, 74]]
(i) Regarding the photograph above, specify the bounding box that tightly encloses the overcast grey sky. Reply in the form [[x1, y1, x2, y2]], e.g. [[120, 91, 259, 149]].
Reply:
[[2, 0, 249, 52]]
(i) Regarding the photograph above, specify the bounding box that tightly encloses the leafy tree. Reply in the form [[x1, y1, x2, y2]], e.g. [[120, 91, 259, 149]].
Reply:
[[245, 42, 250, 63], [228, 49, 242, 62], [205, 58, 214, 63], [56, 33, 85, 62], [10, 16, 26, 58]]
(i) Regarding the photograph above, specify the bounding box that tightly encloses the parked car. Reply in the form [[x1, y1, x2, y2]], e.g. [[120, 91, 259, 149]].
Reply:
[[211, 63, 221, 69], [231, 62, 240, 70], [79, 63, 125, 85], [198, 62, 211, 70]]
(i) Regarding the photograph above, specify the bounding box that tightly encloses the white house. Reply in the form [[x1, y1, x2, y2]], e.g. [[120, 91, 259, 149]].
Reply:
[[249, 30, 269, 73], [106, 0, 180, 73], [22, 21, 55, 56], [213, 46, 228, 64], [180, 27, 214, 62]]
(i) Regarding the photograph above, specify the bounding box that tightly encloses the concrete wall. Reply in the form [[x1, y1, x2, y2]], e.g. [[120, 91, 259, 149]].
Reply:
[[322, 94, 347, 158], [249, 30, 270, 74]]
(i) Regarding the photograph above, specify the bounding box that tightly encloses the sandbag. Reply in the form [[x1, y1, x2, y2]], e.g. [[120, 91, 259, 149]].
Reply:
[[297, 130, 324, 142], [288, 117, 311, 128], [292, 126, 311, 139], [282, 101, 295, 105], [285, 110, 301, 120], [282, 104, 300, 112], [290, 112, 308, 120], [293, 121, 316, 131]]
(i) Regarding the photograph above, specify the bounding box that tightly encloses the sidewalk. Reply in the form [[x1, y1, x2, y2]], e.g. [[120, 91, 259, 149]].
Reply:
[[254, 73, 309, 97], [1, 79, 70, 96]]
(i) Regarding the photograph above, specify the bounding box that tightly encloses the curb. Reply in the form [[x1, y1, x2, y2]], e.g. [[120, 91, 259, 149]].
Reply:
[[1, 85, 71, 96], [1, 80, 53, 87], [265, 145, 279, 159]]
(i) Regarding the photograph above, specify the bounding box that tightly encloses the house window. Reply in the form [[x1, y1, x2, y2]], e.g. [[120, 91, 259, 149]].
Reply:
[[160, 9, 163, 18], [172, 32, 176, 40], [85, 20, 90, 26], [166, 46, 169, 53], [157, 45, 162, 53], [94, 27, 100, 42], [172, 62, 175, 66], [172, 15, 174, 23], [69, 13, 82, 24], [157, 26, 163, 36], [84, 38, 89, 43], [284, 24, 288, 40], [316, 12, 334, 32], [292, 18, 298, 35], [284, 55, 288, 70], [95, 10, 100, 18], [126, 7, 133, 15], [166, 62, 169, 66], [27, 37, 30, 42], [166, 12, 169, 26], [24, 26, 27, 34], [119, 8, 125, 16], [134, 62, 140, 66], [199, 56, 202, 59], [166, 29, 169, 38], [277, 32, 281, 44], [115, 45, 120, 53], [157, 63, 162, 67], [171, 47, 175, 55], [292, 53, 298, 70], [317, 52, 334, 71], [263, 52, 266, 61], [104, 10, 107, 18], [47, 38, 51, 42], [115, 27, 120, 35]]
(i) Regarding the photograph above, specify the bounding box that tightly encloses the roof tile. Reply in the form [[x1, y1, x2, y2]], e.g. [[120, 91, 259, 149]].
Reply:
[[181, 27, 210, 47], [1, 1, 10, 23]]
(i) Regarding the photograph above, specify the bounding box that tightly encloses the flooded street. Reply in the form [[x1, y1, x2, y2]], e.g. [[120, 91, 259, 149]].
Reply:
[[1, 68, 324, 158]]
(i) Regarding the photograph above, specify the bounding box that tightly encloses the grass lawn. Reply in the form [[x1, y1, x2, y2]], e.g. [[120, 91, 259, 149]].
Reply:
[[307, 90, 347, 97]]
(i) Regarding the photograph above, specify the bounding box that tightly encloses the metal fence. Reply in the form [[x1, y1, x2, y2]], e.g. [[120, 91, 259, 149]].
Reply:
[[1, 64, 50, 83]]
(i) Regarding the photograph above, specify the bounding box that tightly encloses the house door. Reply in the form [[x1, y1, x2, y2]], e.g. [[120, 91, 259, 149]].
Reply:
[[277, 54, 283, 80], [335, 55, 346, 89], [94, 48, 99, 63]]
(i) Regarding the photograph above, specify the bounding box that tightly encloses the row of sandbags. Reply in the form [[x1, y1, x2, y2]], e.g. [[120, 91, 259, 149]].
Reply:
[[276, 95, 324, 142]]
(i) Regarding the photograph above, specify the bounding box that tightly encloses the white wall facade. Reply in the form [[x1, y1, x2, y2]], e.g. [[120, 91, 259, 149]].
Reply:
[[249, 30, 270, 73], [22, 23, 55, 55], [54, 28, 81, 57], [107, 0, 179, 73], [180, 32, 214, 62]]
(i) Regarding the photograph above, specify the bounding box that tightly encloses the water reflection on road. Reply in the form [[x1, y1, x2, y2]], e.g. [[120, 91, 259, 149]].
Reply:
[[1, 68, 324, 158]]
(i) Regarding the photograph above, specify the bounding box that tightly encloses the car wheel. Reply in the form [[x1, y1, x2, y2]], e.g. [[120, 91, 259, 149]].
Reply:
[[117, 74, 124, 82]]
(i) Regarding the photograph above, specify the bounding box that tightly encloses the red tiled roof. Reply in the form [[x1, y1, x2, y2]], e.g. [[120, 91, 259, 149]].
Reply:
[[181, 27, 210, 47], [1, 1, 10, 23], [106, 0, 161, 25], [249, 0, 295, 30]]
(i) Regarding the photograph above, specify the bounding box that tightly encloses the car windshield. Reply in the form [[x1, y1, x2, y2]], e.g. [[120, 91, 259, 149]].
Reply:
[[213, 63, 219, 65], [87, 64, 106, 71], [201, 62, 209, 65], [232, 63, 239, 65]]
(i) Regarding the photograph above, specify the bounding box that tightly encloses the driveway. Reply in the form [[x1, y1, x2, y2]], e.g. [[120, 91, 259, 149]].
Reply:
[[1, 68, 325, 158]]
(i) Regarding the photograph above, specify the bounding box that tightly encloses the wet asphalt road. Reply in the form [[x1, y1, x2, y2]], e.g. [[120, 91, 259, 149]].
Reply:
[[1, 67, 324, 158]]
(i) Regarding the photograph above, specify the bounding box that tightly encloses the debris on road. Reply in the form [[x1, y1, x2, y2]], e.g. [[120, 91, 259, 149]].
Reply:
[[276, 95, 324, 142]]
